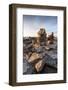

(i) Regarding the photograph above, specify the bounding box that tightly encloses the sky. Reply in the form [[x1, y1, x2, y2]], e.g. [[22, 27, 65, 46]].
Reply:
[[23, 15, 57, 37]]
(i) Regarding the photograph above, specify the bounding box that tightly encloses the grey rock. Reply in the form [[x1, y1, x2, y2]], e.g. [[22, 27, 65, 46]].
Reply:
[[34, 46, 44, 53], [23, 59, 34, 74], [43, 54, 57, 68]]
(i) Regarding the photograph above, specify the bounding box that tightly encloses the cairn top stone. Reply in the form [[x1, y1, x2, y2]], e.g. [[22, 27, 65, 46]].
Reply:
[[37, 28, 46, 36]]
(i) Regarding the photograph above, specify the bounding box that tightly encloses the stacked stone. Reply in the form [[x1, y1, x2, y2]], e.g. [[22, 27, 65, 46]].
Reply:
[[47, 32, 54, 44], [37, 28, 47, 46]]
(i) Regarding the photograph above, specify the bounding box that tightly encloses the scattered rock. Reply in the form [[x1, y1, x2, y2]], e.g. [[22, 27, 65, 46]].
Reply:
[[45, 46, 50, 51], [34, 46, 44, 53], [27, 43, 32, 49], [23, 59, 34, 74], [23, 43, 33, 53], [33, 43, 40, 48], [23, 28, 57, 74], [25, 52, 32, 60]]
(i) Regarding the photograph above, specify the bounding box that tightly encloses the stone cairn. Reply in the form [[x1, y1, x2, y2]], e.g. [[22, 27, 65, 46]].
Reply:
[[24, 28, 55, 73], [37, 28, 47, 45], [32, 28, 47, 48], [47, 32, 54, 44]]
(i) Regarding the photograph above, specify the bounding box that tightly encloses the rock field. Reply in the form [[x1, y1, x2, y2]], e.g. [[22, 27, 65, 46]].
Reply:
[[23, 28, 57, 74]]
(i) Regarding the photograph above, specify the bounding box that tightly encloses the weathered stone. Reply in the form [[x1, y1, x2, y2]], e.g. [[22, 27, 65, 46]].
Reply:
[[43, 54, 57, 68], [47, 40, 53, 44], [27, 43, 32, 49], [47, 41, 57, 50], [23, 43, 33, 53], [34, 46, 43, 53], [28, 52, 42, 63], [25, 52, 32, 60], [33, 43, 40, 48], [45, 46, 50, 51], [32, 38, 37, 44], [23, 39, 32, 44], [23, 59, 34, 74], [35, 59, 45, 72]]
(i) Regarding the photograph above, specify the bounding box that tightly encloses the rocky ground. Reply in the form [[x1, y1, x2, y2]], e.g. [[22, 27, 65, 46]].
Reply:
[[23, 37, 57, 75]]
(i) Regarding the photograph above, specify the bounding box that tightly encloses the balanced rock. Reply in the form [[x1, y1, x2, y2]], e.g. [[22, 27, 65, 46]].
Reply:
[[35, 59, 45, 72], [28, 52, 42, 64], [37, 28, 47, 45]]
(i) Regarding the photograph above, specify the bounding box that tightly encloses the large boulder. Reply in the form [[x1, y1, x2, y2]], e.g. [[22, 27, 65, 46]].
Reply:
[[35, 59, 46, 72], [28, 52, 42, 64]]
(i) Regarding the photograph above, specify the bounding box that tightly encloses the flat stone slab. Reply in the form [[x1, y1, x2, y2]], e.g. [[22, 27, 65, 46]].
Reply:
[[28, 52, 42, 63]]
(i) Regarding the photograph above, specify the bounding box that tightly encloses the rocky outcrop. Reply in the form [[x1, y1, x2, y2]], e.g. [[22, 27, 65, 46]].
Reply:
[[23, 28, 57, 74]]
